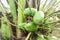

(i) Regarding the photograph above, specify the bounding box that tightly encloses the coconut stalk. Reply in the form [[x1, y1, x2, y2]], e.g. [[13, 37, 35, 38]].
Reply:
[[17, 0, 25, 38]]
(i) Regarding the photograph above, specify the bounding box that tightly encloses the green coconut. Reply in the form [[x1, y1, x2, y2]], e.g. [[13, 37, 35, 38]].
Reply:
[[24, 22, 38, 32], [18, 23, 26, 30], [46, 17, 54, 24], [33, 11, 44, 24], [24, 8, 37, 17]]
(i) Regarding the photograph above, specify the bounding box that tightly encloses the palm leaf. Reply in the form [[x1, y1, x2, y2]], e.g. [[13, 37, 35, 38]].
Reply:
[[8, 0, 17, 23]]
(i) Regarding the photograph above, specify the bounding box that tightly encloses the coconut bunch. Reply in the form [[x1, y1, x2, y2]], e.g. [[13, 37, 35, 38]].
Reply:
[[0, 0, 60, 40], [18, 7, 60, 40]]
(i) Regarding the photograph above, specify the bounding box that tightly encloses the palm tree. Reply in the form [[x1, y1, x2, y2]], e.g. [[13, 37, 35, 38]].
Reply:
[[0, 0, 60, 40]]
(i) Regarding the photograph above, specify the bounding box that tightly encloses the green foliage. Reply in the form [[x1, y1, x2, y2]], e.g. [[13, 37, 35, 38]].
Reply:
[[1, 17, 12, 40], [8, 0, 17, 22], [18, 0, 25, 23]]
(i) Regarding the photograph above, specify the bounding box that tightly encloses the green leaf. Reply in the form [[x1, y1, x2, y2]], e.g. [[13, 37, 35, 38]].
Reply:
[[18, 0, 25, 23], [8, 0, 17, 22], [1, 17, 12, 40]]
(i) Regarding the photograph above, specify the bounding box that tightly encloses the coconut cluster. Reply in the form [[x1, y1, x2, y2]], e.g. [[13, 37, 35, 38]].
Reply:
[[18, 8, 55, 40], [18, 8, 53, 33]]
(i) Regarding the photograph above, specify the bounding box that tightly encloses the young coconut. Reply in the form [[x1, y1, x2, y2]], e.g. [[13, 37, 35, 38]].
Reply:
[[18, 23, 26, 30], [24, 8, 37, 17], [46, 17, 54, 24], [33, 11, 44, 24], [24, 22, 38, 32]]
